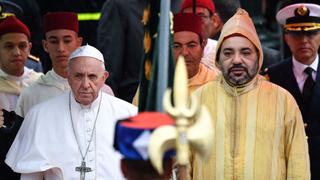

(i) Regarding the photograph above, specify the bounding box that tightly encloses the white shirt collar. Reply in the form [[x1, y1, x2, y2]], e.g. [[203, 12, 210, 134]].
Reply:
[[292, 54, 318, 76], [39, 69, 69, 90], [292, 55, 318, 92]]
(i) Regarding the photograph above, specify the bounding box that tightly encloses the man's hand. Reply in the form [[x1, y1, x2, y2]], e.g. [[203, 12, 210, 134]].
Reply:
[[0, 109, 4, 128]]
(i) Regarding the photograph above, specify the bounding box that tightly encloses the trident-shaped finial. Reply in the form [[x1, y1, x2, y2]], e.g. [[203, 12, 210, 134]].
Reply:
[[148, 56, 214, 175]]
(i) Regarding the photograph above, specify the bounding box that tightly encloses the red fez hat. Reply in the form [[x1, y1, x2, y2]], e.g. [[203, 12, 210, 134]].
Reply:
[[174, 13, 204, 39], [43, 12, 78, 33], [180, 0, 215, 14], [0, 16, 30, 39]]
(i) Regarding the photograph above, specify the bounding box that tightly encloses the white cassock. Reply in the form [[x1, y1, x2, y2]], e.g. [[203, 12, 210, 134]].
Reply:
[[0, 67, 42, 111], [6, 91, 137, 180], [15, 70, 70, 117]]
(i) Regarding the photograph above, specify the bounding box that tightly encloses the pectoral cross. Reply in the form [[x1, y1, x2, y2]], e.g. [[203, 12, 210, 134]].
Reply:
[[75, 161, 92, 180]]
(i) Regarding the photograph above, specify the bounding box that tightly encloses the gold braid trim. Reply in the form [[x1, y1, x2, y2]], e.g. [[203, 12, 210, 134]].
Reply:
[[0, 13, 15, 19], [284, 23, 320, 31]]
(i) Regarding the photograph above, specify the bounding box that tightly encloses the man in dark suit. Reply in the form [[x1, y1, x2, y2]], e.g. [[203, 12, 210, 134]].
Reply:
[[97, 0, 145, 103], [266, 2, 320, 179], [97, 0, 182, 103]]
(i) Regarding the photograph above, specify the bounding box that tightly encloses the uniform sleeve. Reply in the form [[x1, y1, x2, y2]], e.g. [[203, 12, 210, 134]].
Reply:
[[97, 0, 125, 96], [97, 0, 144, 102]]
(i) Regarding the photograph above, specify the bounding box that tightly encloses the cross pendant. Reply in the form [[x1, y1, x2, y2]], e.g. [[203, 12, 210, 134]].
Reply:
[[75, 161, 92, 180]]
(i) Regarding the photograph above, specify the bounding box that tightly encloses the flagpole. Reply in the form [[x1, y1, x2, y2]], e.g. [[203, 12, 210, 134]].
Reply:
[[156, 0, 171, 112]]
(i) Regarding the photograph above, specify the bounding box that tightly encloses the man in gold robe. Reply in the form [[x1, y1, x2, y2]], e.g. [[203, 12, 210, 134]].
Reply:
[[190, 8, 310, 180]]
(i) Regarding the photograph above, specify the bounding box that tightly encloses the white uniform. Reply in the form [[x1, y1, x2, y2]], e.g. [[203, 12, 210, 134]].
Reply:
[[6, 91, 137, 180], [0, 67, 41, 111]]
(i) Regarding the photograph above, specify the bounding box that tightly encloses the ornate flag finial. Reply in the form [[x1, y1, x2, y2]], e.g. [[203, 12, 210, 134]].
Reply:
[[148, 56, 214, 175]]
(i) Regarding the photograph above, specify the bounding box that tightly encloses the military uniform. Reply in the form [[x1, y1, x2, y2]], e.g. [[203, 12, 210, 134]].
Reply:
[[265, 3, 320, 179], [25, 55, 43, 73]]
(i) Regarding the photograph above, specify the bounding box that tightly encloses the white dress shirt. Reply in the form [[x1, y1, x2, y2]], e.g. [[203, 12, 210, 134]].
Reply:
[[292, 55, 318, 92]]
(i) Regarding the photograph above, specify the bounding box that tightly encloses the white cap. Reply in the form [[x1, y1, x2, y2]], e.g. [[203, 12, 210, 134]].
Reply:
[[276, 3, 320, 25], [69, 44, 104, 63]]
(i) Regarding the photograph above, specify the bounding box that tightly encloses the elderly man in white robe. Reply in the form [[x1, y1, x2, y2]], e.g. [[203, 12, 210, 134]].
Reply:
[[5, 44, 137, 180], [15, 12, 114, 118]]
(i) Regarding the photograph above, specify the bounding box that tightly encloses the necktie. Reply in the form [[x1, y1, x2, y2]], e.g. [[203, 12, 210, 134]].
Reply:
[[302, 67, 315, 105]]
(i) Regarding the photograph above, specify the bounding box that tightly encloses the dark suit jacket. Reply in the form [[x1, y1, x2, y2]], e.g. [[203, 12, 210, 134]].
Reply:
[[97, 0, 181, 103], [0, 110, 23, 179], [97, 0, 145, 103], [267, 56, 320, 180]]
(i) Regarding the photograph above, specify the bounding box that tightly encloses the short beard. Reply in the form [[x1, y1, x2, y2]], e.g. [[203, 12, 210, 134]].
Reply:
[[221, 61, 259, 86]]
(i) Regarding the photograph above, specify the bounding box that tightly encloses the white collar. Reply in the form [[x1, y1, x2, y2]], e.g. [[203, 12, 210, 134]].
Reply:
[[70, 91, 102, 110], [0, 67, 32, 81], [51, 69, 67, 82], [292, 54, 318, 76], [38, 69, 69, 90]]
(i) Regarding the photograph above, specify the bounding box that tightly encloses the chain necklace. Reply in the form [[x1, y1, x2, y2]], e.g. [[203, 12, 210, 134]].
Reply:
[[69, 91, 102, 180]]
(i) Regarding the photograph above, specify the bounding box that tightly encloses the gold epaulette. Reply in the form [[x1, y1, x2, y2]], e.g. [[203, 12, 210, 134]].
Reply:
[[28, 54, 40, 62]]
